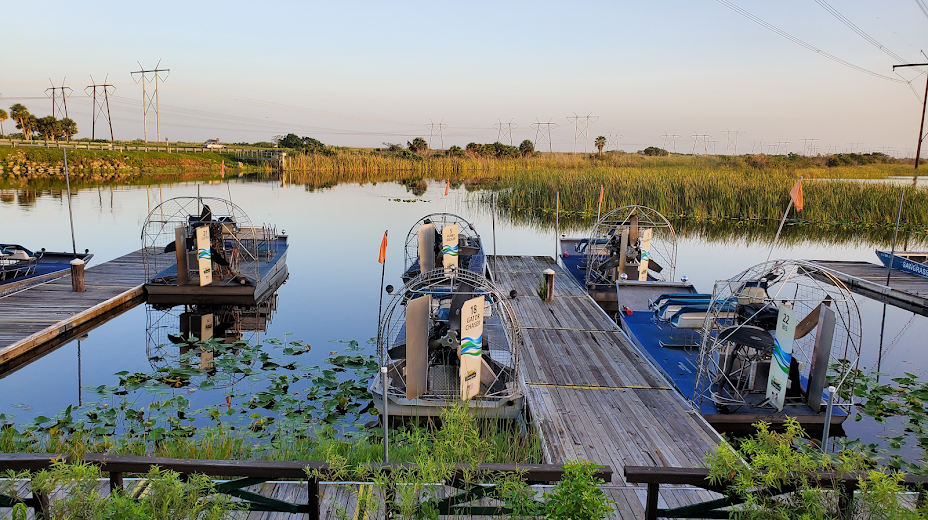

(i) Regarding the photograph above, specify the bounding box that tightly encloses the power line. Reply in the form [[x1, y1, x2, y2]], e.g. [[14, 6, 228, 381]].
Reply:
[[916, 0, 928, 21], [85, 75, 116, 141], [131, 60, 170, 142], [567, 112, 597, 153], [493, 119, 517, 146], [715, 0, 906, 83], [426, 120, 447, 149], [531, 119, 557, 152], [45, 78, 72, 119]]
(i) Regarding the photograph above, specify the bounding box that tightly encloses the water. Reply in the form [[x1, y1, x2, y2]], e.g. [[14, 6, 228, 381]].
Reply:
[[1, 175, 926, 460]]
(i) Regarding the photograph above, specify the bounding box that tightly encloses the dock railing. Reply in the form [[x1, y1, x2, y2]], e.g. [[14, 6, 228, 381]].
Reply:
[[625, 465, 928, 520], [0, 453, 611, 518]]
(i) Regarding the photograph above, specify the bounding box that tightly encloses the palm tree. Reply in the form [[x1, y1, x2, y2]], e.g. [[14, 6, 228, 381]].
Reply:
[[36, 116, 60, 144], [60, 118, 78, 141], [0, 109, 7, 137], [9, 104, 32, 140], [595, 136, 606, 155], [519, 139, 535, 157]]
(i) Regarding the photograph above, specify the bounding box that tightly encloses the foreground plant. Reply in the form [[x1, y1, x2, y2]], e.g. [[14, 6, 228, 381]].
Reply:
[[707, 418, 928, 519]]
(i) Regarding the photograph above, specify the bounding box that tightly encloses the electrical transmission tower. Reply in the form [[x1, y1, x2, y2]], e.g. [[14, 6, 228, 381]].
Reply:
[[493, 119, 518, 146], [661, 133, 679, 153], [131, 60, 170, 143], [85, 75, 116, 141], [531, 119, 557, 152], [721, 129, 743, 155], [426, 120, 447, 149], [567, 112, 598, 153], [800, 138, 819, 156], [708, 140, 719, 155], [690, 133, 710, 155], [46, 78, 72, 119], [607, 133, 622, 152]]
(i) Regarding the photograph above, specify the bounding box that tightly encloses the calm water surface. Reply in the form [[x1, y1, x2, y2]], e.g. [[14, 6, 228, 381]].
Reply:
[[1, 174, 926, 458]]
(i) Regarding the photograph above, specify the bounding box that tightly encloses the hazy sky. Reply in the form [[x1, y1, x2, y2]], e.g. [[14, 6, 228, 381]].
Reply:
[[3, 1, 927, 155]]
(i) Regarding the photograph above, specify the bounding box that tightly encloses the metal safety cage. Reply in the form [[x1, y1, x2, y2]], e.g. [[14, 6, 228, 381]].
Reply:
[[582, 205, 677, 288], [691, 259, 862, 412], [141, 197, 278, 284], [403, 213, 482, 274], [377, 268, 523, 400]]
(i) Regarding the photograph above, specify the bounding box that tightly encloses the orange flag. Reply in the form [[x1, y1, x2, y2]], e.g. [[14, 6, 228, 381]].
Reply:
[[220, 160, 225, 179], [598, 185, 604, 205], [444, 180, 450, 196], [378, 230, 388, 264], [789, 179, 803, 211]]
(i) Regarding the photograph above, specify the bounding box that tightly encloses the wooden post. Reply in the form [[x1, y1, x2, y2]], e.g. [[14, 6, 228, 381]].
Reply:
[[645, 482, 659, 520], [307, 478, 320, 520], [543, 268, 555, 301], [175, 226, 188, 286], [70, 259, 85, 292], [109, 471, 124, 493]]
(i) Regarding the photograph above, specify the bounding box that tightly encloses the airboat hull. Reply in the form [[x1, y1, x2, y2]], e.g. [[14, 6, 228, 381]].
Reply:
[[0, 247, 94, 296], [876, 250, 928, 279], [369, 383, 525, 420], [145, 239, 288, 306]]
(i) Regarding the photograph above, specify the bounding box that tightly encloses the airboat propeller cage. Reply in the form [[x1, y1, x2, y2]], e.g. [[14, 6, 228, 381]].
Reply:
[[583, 205, 677, 287], [141, 197, 280, 286], [691, 259, 862, 414], [378, 268, 522, 402], [406, 213, 481, 277]]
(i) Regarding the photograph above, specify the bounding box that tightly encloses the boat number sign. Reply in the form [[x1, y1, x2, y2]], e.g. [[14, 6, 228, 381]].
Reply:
[[442, 223, 459, 274], [766, 304, 797, 412], [196, 226, 213, 287], [460, 295, 484, 401]]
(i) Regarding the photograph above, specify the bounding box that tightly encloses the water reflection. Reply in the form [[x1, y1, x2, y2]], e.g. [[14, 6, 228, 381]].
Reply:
[[145, 292, 279, 385]]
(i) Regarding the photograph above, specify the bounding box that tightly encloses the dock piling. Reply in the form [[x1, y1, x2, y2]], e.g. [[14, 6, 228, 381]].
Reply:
[[542, 268, 555, 301], [70, 259, 85, 292]]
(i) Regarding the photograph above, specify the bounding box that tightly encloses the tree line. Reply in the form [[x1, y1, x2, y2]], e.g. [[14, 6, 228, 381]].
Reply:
[[0, 104, 78, 142]]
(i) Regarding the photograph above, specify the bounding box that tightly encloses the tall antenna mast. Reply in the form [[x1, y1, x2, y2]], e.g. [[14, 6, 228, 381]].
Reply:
[[131, 60, 170, 142]]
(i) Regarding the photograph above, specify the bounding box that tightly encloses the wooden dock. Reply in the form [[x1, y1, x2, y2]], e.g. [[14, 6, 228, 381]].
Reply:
[[0, 251, 147, 371], [809, 259, 928, 317], [490, 256, 721, 486]]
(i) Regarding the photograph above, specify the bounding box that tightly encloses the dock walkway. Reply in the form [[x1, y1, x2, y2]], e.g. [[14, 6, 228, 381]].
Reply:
[[809, 259, 928, 317], [0, 250, 147, 370], [490, 256, 721, 486]]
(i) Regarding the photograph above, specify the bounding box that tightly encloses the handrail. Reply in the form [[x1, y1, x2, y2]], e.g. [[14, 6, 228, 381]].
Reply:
[[0, 453, 612, 519], [624, 465, 928, 520]]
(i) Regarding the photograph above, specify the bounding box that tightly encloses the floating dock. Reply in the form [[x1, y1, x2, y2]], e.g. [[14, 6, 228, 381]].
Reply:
[[0, 251, 146, 372], [809, 259, 928, 317], [490, 256, 721, 486]]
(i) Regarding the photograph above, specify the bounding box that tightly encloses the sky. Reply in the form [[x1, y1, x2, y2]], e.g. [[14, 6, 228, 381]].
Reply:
[[2, 0, 927, 155]]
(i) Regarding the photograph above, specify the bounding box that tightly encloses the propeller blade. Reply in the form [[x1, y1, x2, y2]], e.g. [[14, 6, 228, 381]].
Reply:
[[418, 223, 436, 274], [648, 258, 664, 273], [629, 213, 639, 243], [448, 281, 476, 332], [597, 254, 624, 273], [405, 294, 431, 400]]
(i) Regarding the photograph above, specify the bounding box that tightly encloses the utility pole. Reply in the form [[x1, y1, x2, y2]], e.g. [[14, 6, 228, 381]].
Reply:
[[893, 60, 928, 174], [608, 133, 622, 152], [722, 129, 743, 155], [46, 78, 72, 119], [85, 75, 116, 142], [493, 119, 518, 146], [567, 112, 597, 153], [426, 120, 447, 149], [800, 138, 819, 156], [131, 60, 170, 143], [531, 119, 557, 152]]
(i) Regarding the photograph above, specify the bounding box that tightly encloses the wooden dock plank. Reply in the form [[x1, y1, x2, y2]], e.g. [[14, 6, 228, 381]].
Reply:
[[0, 251, 147, 367], [490, 255, 720, 485], [809, 259, 928, 317]]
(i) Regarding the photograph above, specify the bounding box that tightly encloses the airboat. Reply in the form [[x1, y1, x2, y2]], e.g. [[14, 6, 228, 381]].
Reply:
[[371, 268, 524, 419], [561, 206, 859, 435], [0, 243, 93, 293], [142, 197, 288, 306], [401, 213, 487, 283]]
